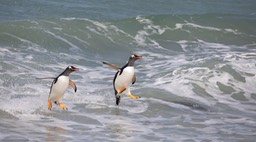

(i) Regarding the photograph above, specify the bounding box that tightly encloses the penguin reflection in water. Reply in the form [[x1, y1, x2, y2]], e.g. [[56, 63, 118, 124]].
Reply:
[[103, 54, 142, 105], [40, 66, 78, 110]]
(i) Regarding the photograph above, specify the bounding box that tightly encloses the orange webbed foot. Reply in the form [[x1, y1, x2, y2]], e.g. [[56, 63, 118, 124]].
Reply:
[[128, 94, 141, 99], [48, 100, 52, 110], [59, 103, 68, 110]]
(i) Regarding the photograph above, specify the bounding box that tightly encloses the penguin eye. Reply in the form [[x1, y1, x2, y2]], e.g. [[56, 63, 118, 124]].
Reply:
[[131, 55, 135, 58], [68, 66, 75, 70]]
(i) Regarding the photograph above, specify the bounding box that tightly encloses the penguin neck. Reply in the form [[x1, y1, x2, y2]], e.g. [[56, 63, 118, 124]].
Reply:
[[60, 69, 72, 76], [127, 59, 135, 66]]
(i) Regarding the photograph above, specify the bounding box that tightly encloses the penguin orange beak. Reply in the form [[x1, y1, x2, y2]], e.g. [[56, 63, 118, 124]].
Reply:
[[71, 66, 79, 71], [135, 55, 142, 60]]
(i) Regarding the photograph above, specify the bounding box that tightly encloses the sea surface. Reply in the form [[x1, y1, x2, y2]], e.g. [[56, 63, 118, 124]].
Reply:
[[0, 0, 256, 141]]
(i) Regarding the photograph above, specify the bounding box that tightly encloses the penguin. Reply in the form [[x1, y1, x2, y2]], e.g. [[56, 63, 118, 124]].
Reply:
[[103, 54, 142, 105], [48, 66, 78, 110]]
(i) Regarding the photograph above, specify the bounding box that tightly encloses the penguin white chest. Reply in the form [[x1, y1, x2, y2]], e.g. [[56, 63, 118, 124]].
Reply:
[[49, 76, 69, 101], [115, 66, 134, 88]]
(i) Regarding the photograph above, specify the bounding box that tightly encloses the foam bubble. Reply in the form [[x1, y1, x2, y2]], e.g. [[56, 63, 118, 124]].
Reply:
[[134, 16, 170, 49]]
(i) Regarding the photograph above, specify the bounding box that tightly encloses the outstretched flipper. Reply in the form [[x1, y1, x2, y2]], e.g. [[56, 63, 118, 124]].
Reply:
[[36, 77, 56, 80], [69, 80, 77, 92], [102, 61, 120, 70]]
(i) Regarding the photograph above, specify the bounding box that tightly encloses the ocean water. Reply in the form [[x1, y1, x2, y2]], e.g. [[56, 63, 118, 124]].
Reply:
[[0, 0, 256, 141]]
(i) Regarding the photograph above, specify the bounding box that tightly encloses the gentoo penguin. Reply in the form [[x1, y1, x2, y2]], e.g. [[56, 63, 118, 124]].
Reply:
[[48, 66, 78, 110], [103, 54, 142, 105]]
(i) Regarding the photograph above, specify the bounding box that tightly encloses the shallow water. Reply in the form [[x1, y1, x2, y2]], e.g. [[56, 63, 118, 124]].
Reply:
[[0, 0, 256, 141]]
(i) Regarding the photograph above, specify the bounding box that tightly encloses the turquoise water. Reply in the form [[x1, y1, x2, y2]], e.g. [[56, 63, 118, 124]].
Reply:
[[0, 0, 256, 141]]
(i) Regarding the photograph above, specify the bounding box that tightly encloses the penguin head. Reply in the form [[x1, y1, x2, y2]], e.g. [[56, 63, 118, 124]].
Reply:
[[61, 66, 78, 76], [128, 54, 142, 66], [68, 66, 79, 72], [130, 54, 142, 60]]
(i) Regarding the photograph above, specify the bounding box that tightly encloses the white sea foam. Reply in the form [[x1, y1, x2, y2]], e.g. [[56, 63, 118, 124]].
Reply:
[[136, 16, 169, 35], [0, 86, 47, 119], [134, 16, 170, 49], [175, 21, 221, 32], [177, 39, 232, 54], [85, 23, 116, 42], [44, 30, 81, 50], [224, 28, 240, 34], [63, 33, 89, 46], [136, 30, 256, 111], [175, 21, 242, 36], [185, 22, 222, 31]]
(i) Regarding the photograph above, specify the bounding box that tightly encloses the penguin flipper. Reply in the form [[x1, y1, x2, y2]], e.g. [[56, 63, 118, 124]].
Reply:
[[36, 77, 56, 80], [132, 74, 136, 84], [102, 61, 120, 70], [69, 80, 77, 92]]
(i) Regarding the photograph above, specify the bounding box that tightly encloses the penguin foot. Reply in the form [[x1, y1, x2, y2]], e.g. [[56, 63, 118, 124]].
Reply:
[[59, 103, 68, 110], [48, 100, 52, 110], [128, 94, 141, 99]]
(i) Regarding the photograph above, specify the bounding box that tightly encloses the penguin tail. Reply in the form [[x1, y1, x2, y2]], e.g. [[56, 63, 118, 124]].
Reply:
[[116, 95, 121, 105]]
